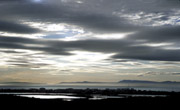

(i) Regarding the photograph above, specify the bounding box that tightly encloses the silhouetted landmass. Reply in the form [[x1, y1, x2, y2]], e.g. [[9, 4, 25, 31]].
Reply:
[[119, 80, 180, 84], [0, 88, 179, 108], [60, 81, 110, 84], [60, 80, 180, 84], [0, 88, 178, 95]]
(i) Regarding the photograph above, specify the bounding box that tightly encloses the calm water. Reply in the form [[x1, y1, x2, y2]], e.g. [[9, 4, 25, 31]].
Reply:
[[18, 95, 84, 99], [0, 83, 180, 92], [16, 94, 167, 100]]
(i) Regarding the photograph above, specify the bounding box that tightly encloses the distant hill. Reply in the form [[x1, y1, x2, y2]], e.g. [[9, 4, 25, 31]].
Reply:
[[119, 80, 180, 84], [60, 81, 111, 84], [119, 80, 158, 83], [60, 80, 180, 84]]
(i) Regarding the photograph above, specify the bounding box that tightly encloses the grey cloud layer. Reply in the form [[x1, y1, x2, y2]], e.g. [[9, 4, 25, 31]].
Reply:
[[0, 0, 180, 63], [0, 36, 72, 55], [0, 0, 179, 33], [0, 1, 141, 33], [127, 26, 180, 42], [0, 20, 40, 33], [1, 35, 180, 62]]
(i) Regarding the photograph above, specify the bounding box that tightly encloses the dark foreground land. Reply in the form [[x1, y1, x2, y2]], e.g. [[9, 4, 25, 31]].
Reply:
[[0, 88, 180, 108]]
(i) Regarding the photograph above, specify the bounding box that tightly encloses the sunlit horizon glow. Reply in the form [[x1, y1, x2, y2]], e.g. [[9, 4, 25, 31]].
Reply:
[[0, 0, 180, 84]]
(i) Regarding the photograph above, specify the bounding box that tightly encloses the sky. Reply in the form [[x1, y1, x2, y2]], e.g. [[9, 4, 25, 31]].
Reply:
[[0, 0, 180, 84]]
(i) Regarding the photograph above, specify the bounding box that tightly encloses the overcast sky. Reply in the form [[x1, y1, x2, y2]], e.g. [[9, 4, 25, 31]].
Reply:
[[0, 0, 180, 84]]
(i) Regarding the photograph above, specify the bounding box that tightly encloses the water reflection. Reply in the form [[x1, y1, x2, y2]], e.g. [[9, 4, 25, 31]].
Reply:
[[12, 93, 168, 101], [89, 95, 123, 100], [18, 95, 84, 100]]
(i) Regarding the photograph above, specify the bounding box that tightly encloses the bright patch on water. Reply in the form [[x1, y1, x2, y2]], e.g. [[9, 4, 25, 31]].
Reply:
[[18, 95, 83, 100]]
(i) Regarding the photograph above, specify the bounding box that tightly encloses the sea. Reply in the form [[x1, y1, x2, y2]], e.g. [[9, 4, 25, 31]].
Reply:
[[0, 82, 180, 92]]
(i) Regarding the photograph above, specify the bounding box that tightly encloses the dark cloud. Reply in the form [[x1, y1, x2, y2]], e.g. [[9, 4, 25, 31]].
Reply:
[[105, 59, 131, 62], [0, 0, 179, 32], [1, 35, 180, 62], [0, 20, 41, 34], [0, 36, 73, 56], [7, 60, 30, 64], [112, 50, 180, 61], [127, 26, 180, 43], [0, 36, 39, 44], [0, 0, 142, 33], [0, 0, 179, 34], [109, 0, 180, 12], [70, 14, 141, 33], [0, 0, 180, 63], [9, 63, 50, 68], [0, 0, 24, 1], [0, 0, 25, 3], [72, 39, 180, 61], [0, 50, 24, 54]]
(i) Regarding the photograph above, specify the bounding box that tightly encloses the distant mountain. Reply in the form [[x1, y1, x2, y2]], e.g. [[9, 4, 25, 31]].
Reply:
[[60, 81, 111, 84], [60, 80, 180, 84], [161, 81, 180, 84], [119, 80, 158, 83], [119, 80, 180, 84]]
